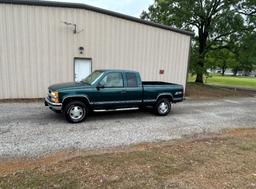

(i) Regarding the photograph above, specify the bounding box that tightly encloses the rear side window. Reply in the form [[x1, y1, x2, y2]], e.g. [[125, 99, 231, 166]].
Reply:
[[125, 73, 138, 87]]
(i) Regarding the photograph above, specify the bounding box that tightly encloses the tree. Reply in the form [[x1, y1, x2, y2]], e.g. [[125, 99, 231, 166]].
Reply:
[[237, 32, 256, 73], [141, 0, 245, 83], [206, 48, 238, 75]]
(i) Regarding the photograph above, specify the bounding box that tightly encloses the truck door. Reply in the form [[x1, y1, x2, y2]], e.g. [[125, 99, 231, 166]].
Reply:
[[93, 72, 127, 109]]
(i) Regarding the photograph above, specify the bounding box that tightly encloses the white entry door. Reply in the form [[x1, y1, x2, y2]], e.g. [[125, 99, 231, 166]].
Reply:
[[74, 58, 92, 82]]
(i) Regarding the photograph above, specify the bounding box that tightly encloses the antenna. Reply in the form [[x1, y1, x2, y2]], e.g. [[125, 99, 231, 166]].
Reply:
[[61, 21, 84, 34]]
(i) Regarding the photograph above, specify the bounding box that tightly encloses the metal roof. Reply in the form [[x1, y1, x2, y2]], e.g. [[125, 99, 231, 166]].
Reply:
[[0, 0, 194, 37]]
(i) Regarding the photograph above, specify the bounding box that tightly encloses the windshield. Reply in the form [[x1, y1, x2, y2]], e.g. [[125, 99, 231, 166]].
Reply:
[[81, 71, 104, 85]]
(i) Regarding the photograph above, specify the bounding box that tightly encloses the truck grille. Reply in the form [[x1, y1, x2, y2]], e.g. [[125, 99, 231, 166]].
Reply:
[[48, 90, 52, 101]]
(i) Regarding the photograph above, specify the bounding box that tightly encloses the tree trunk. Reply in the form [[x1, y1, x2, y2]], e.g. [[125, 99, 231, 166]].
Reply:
[[195, 57, 204, 83], [221, 67, 225, 76], [195, 29, 208, 83], [195, 55, 205, 83], [233, 69, 238, 76], [221, 61, 227, 76], [196, 73, 203, 83]]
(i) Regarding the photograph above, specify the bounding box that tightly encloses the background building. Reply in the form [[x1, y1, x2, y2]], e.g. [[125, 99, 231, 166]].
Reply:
[[0, 0, 193, 99]]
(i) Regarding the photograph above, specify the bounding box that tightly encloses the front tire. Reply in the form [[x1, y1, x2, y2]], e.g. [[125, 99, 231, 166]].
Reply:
[[154, 98, 171, 116], [64, 101, 88, 123]]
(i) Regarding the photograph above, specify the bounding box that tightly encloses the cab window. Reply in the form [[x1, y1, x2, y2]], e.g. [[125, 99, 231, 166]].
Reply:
[[125, 73, 138, 87], [99, 73, 124, 87]]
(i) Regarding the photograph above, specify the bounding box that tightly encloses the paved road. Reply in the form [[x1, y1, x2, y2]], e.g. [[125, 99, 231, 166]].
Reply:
[[0, 97, 256, 158]]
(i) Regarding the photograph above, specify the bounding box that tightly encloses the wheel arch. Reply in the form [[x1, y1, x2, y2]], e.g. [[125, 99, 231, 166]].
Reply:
[[62, 95, 91, 110], [156, 93, 173, 103]]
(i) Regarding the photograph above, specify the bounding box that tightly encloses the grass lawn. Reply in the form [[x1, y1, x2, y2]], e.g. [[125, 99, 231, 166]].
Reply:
[[1, 128, 256, 188], [189, 74, 256, 89]]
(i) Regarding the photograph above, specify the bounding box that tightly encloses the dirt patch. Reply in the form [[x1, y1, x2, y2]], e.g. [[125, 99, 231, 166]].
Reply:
[[1, 128, 256, 188], [0, 151, 77, 176], [186, 83, 255, 99]]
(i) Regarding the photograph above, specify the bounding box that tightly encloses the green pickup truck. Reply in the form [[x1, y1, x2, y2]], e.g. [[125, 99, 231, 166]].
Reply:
[[45, 70, 184, 123]]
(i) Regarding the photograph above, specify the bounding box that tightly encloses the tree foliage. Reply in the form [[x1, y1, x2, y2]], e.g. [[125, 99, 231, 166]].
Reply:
[[237, 32, 256, 72], [206, 48, 238, 75], [141, 0, 255, 82]]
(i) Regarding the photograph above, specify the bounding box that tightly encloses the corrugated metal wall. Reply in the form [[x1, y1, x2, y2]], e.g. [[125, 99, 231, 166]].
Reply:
[[0, 3, 191, 99]]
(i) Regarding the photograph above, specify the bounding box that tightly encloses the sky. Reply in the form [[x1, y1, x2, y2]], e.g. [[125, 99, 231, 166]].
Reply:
[[47, 0, 154, 17]]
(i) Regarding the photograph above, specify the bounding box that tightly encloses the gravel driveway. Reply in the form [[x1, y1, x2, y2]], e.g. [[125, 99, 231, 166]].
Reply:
[[0, 97, 256, 158]]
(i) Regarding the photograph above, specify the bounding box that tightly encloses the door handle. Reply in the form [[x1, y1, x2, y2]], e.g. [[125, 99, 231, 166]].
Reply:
[[121, 90, 127, 94]]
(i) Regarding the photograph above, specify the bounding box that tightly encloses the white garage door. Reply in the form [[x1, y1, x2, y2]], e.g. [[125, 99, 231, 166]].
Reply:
[[74, 58, 92, 82]]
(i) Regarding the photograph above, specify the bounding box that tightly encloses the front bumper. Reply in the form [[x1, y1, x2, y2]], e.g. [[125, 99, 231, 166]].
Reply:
[[44, 97, 62, 111], [173, 97, 185, 103]]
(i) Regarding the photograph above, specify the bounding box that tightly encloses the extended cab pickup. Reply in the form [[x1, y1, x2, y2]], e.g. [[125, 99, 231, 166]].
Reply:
[[45, 70, 184, 123]]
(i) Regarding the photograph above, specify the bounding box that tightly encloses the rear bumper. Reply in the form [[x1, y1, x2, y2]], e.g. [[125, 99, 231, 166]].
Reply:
[[44, 97, 62, 111]]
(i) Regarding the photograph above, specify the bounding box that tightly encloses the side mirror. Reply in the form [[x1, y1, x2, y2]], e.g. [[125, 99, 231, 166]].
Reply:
[[96, 83, 104, 90]]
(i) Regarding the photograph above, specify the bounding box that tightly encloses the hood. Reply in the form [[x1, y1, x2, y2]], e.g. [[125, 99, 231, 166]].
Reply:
[[49, 82, 90, 91]]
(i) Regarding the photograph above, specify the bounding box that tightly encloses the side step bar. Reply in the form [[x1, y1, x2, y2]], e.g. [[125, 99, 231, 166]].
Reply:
[[94, 107, 139, 113]]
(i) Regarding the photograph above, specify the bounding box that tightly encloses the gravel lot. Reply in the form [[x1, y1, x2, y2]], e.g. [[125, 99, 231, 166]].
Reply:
[[0, 97, 256, 158]]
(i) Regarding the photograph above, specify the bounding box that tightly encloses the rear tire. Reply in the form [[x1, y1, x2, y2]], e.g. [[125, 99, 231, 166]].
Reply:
[[154, 98, 171, 116], [64, 101, 88, 123]]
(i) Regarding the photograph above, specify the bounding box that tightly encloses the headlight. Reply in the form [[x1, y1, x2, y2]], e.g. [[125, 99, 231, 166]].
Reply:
[[51, 91, 59, 98], [51, 91, 59, 103]]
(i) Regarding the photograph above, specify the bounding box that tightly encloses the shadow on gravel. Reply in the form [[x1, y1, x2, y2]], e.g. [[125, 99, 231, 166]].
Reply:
[[44, 106, 187, 124], [40, 112, 67, 124], [86, 108, 155, 122]]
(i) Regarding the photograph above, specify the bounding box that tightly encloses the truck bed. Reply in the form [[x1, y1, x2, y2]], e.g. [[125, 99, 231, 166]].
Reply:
[[142, 81, 184, 104]]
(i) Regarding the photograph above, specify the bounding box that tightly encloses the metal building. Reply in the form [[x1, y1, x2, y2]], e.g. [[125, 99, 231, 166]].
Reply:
[[0, 0, 193, 99]]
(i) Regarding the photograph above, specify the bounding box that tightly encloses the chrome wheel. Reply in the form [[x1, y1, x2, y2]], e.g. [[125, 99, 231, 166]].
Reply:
[[158, 102, 169, 114], [69, 106, 84, 120], [65, 101, 88, 123], [154, 98, 171, 116]]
